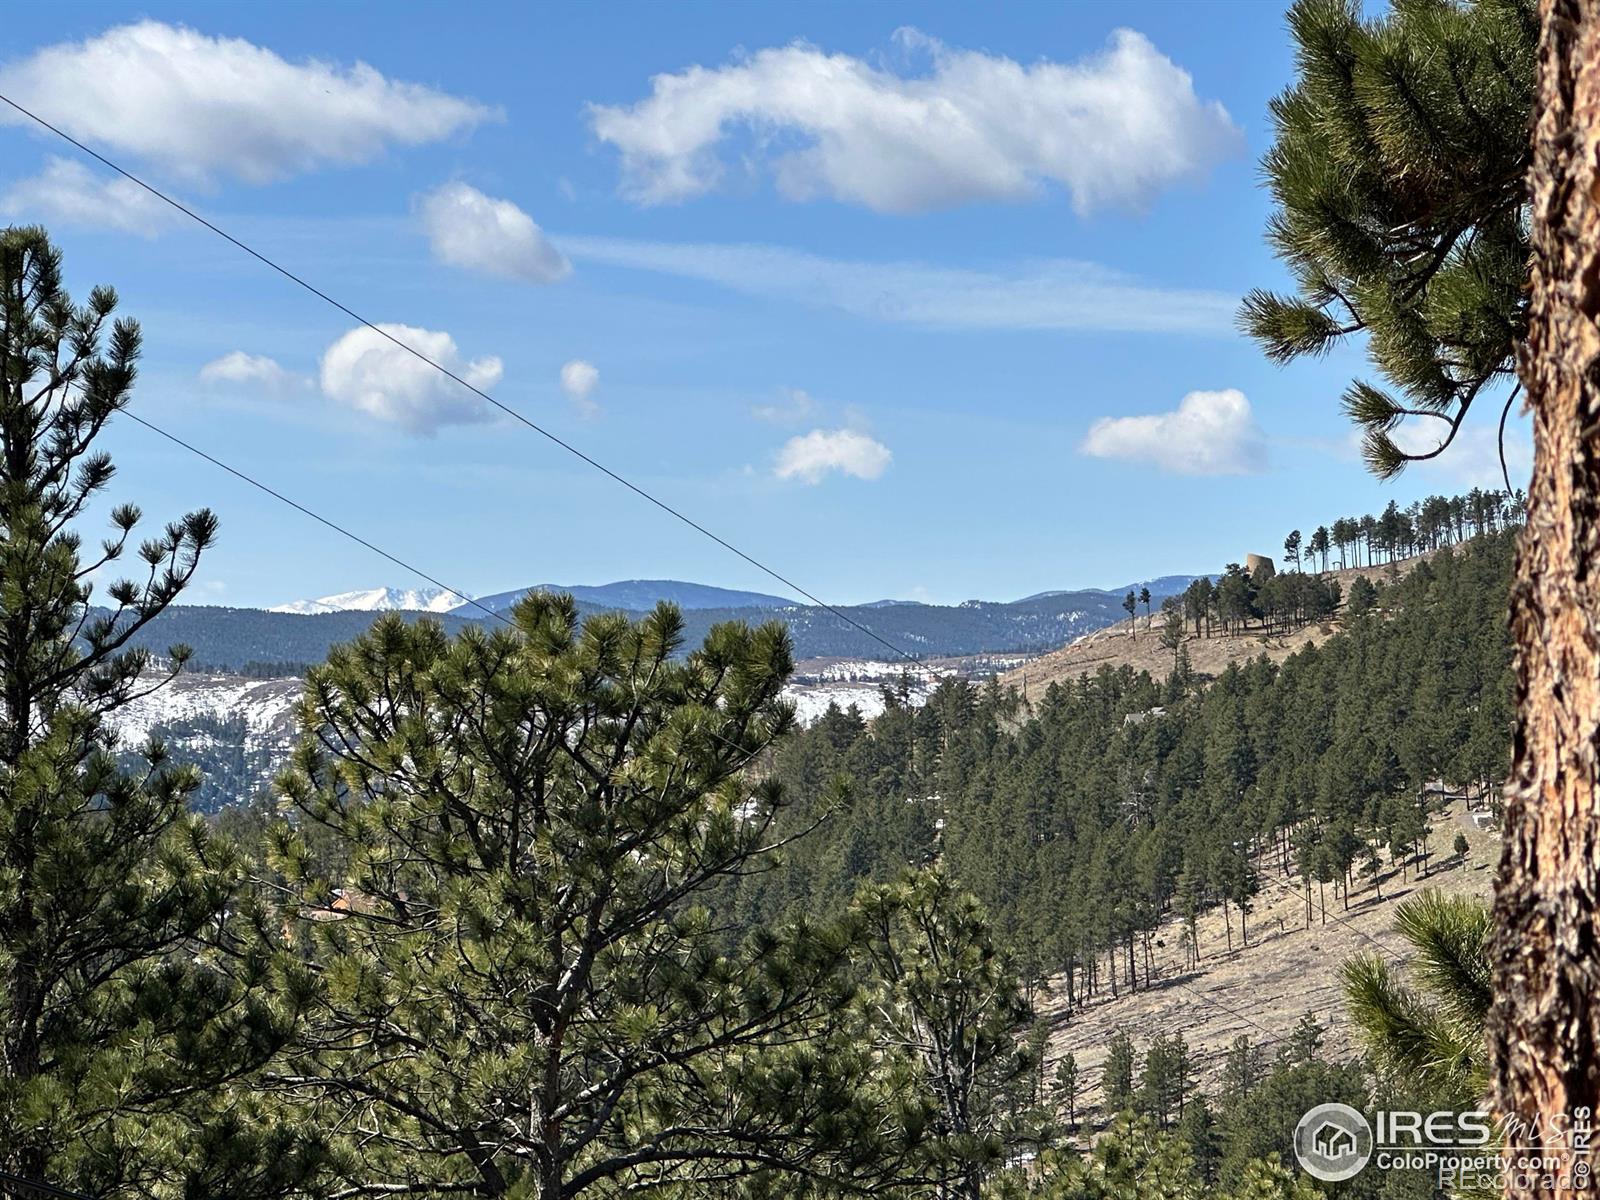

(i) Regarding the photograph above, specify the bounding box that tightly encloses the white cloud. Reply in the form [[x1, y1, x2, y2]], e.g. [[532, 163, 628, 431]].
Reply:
[[198, 350, 306, 390], [0, 157, 175, 235], [588, 28, 1240, 214], [418, 183, 570, 283], [320, 324, 502, 434], [557, 234, 1234, 335], [0, 21, 494, 184], [1080, 388, 1266, 475], [559, 359, 600, 417], [752, 388, 820, 424], [774, 428, 892, 484]]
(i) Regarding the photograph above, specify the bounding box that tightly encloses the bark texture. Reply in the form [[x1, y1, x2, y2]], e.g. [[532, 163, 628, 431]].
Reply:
[[1492, 1, 1600, 1193]]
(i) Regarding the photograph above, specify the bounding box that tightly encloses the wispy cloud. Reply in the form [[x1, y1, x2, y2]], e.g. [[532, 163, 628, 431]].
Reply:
[[752, 388, 820, 425], [774, 428, 892, 484], [1, 157, 177, 235], [558, 235, 1235, 335], [1391, 413, 1532, 491], [198, 350, 309, 391], [418, 182, 570, 284], [559, 359, 600, 418]]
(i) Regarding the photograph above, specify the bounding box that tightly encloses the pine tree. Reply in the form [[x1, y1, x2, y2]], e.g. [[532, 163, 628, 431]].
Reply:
[[1159, 601, 1186, 670], [855, 869, 1037, 1200], [1308, 525, 1330, 573], [270, 599, 924, 1198], [1219, 1036, 1262, 1108], [1491, 5, 1600, 1186], [0, 227, 317, 1196], [1240, 0, 1534, 478], [1341, 891, 1490, 1108], [1051, 1052, 1080, 1133], [1100, 1030, 1136, 1115], [1344, 575, 1377, 618]]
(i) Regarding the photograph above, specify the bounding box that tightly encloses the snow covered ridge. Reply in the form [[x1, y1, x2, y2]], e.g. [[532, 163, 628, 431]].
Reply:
[[270, 586, 467, 615], [103, 668, 918, 747], [109, 673, 303, 746], [96, 650, 1041, 812], [101, 672, 305, 813], [783, 684, 928, 726]]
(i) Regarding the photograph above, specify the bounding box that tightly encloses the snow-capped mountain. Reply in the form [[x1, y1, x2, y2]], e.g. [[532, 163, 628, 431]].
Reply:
[[269, 586, 468, 615]]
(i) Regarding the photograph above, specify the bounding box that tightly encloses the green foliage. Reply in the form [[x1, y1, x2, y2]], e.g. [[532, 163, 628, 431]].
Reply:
[[1137, 1033, 1194, 1129], [1102, 1031, 1137, 1116], [1341, 890, 1492, 1106], [1052, 1052, 1081, 1131], [986, 1114, 1320, 1200], [1242, 0, 1536, 477], [1344, 576, 1378, 618], [855, 869, 1041, 1198], [0, 227, 317, 1195], [269, 599, 1003, 1198]]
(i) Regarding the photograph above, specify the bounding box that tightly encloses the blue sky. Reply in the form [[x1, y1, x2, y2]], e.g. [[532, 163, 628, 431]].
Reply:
[[0, 2, 1530, 609]]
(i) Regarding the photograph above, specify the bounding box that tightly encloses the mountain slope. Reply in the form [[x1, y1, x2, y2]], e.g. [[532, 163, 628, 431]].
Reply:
[[1002, 551, 1454, 703], [1049, 797, 1498, 1113]]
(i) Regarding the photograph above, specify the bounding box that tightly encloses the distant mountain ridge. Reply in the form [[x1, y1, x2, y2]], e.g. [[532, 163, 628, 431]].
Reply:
[[271, 579, 794, 615], [468, 579, 794, 614], [1018, 574, 1206, 603], [123, 576, 1195, 673]]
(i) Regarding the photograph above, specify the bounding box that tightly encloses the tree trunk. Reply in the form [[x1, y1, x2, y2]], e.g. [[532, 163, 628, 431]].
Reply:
[[1491, 3, 1600, 1193]]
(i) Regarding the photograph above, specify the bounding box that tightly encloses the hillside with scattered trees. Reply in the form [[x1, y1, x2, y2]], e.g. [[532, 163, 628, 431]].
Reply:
[[729, 525, 1514, 1010]]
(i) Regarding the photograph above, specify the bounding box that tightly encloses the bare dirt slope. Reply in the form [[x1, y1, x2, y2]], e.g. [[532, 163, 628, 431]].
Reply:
[[1043, 798, 1498, 1117], [1003, 550, 1450, 705]]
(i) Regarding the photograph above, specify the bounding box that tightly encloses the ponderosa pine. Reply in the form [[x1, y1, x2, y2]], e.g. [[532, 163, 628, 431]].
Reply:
[[0, 226, 319, 1197]]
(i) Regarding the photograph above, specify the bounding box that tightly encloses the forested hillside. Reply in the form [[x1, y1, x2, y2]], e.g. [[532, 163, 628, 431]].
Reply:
[[728, 529, 1514, 999]]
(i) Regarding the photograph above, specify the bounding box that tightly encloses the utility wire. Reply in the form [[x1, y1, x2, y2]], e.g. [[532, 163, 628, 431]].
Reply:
[[0, 90, 917, 666], [124, 410, 514, 631], [10, 91, 1341, 1085], [1256, 868, 1403, 962]]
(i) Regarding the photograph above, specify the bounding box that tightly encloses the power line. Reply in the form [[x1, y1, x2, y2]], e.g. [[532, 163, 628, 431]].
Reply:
[[0, 91, 917, 666], [1255, 869, 1403, 962], [123, 410, 513, 631]]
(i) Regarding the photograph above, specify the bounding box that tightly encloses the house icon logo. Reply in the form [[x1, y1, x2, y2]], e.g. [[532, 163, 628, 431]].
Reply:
[[1294, 1103, 1373, 1181]]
